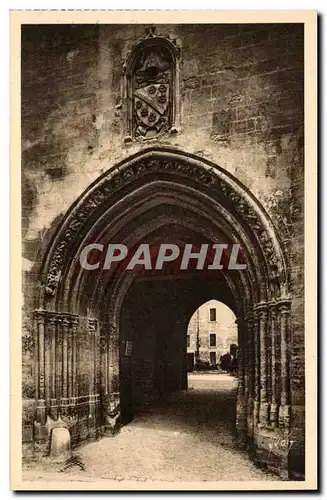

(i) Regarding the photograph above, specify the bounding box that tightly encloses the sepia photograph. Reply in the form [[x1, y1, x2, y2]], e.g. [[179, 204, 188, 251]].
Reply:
[[10, 10, 317, 490]]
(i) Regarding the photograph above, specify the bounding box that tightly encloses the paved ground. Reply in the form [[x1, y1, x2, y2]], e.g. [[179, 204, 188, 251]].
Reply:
[[23, 374, 278, 484]]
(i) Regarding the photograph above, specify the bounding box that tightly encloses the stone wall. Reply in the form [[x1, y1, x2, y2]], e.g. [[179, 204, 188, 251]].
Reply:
[[21, 23, 304, 475]]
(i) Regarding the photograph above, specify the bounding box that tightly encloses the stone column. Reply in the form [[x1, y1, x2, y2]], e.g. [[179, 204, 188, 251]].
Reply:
[[56, 316, 63, 416], [253, 309, 260, 428], [44, 317, 51, 413], [236, 316, 247, 440], [243, 320, 249, 401], [246, 312, 255, 437], [70, 318, 78, 420], [49, 316, 58, 420], [237, 318, 245, 396], [108, 322, 119, 394], [34, 310, 79, 426], [67, 320, 73, 401], [87, 319, 97, 427], [103, 333, 109, 396], [35, 310, 46, 425], [71, 319, 78, 399], [61, 317, 70, 417], [278, 300, 291, 429], [104, 321, 121, 435], [257, 304, 269, 427], [269, 304, 278, 428], [100, 324, 109, 402]]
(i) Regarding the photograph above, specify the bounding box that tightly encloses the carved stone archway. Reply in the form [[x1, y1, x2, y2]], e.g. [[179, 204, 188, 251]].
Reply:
[[34, 147, 292, 477]]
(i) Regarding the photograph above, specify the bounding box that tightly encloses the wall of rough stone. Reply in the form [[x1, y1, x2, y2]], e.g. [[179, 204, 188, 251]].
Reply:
[[22, 23, 304, 243], [21, 22, 305, 471]]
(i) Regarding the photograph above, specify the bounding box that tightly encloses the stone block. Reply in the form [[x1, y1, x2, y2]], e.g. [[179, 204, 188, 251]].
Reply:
[[50, 427, 71, 459]]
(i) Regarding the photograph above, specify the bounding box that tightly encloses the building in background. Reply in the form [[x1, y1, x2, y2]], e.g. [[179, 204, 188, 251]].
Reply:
[[187, 300, 238, 371]]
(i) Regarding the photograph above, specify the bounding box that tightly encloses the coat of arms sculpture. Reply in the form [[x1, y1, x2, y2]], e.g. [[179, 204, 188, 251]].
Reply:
[[132, 46, 173, 139]]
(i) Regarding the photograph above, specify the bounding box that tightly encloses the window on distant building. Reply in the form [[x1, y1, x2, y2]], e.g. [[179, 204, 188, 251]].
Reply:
[[187, 335, 190, 348], [210, 352, 217, 366], [209, 308, 216, 322], [210, 333, 216, 347]]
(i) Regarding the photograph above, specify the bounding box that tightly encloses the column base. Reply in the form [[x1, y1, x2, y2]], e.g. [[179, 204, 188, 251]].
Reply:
[[33, 415, 69, 456], [279, 404, 291, 428], [236, 394, 248, 443], [246, 397, 254, 438], [253, 426, 290, 478], [258, 402, 269, 428]]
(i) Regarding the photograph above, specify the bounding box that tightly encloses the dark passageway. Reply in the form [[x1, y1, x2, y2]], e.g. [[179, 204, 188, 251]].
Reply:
[[119, 275, 237, 424]]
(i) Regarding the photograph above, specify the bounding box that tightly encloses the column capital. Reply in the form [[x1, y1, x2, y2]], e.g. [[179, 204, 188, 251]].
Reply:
[[48, 314, 58, 326], [244, 310, 254, 321], [61, 316, 71, 328], [253, 303, 269, 319], [34, 309, 46, 324], [70, 318, 79, 327], [253, 301, 269, 312], [88, 318, 97, 332], [100, 336, 107, 350], [276, 299, 292, 314], [34, 309, 79, 326]]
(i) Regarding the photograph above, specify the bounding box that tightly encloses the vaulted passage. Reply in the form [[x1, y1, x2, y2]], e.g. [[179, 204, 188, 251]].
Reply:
[[33, 147, 300, 479], [119, 275, 236, 422]]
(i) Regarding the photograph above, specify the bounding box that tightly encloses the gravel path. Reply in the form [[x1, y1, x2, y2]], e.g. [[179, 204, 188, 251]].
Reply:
[[24, 374, 278, 483]]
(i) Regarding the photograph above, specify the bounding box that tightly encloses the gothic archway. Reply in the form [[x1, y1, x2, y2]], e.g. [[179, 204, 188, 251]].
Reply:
[[34, 147, 292, 476]]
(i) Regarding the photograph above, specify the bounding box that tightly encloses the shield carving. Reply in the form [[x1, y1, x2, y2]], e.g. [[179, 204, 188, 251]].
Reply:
[[134, 84, 169, 128]]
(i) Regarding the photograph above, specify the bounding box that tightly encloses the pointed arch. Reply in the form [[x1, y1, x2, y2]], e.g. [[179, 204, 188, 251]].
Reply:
[[34, 147, 292, 476], [40, 146, 289, 308]]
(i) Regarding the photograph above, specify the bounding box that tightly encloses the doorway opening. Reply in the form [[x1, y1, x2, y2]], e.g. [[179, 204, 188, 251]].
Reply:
[[185, 300, 239, 444], [186, 299, 238, 374], [118, 279, 242, 474], [36, 147, 292, 477], [118, 276, 239, 428]]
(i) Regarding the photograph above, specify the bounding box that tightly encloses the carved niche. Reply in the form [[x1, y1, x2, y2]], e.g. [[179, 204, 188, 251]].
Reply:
[[124, 32, 180, 142]]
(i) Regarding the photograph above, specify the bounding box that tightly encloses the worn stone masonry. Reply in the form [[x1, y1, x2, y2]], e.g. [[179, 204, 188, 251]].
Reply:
[[21, 23, 304, 479]]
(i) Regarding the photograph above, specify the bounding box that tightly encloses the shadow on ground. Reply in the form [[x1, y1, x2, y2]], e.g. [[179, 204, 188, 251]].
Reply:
[[23, 374, 279, 482]]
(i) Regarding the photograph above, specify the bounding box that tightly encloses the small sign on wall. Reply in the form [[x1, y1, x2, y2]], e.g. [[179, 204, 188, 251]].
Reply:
[[125, 341, 132, 357]]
